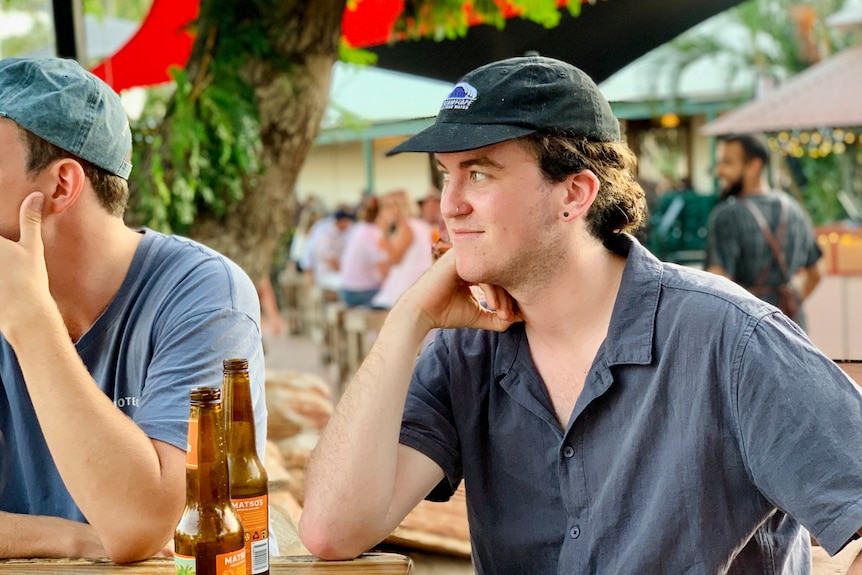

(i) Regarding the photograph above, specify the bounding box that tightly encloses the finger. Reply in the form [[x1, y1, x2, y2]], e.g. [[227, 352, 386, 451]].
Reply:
[[479, 284, 498, 311], [18, 192, 45, 249], [473, 307, 521, 332], [478, 283, 516, 321]]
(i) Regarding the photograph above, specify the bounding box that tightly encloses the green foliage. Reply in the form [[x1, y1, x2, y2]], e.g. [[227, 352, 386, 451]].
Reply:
[[787, 151, 858, 224], [0, 0, 52, 57], [129, 66, 261, 234], [390, 0, 581, 41], [340, 39, 378, 66], [128, 0, 282, 233]]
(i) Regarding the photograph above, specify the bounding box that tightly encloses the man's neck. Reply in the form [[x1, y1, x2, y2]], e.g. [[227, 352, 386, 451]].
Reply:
[[740, 178, 770, 197], [517, 237, 626, 349], [47, 220, 142, 343]]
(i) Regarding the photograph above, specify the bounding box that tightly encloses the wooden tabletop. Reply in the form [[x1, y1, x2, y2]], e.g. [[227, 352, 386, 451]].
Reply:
[[0, 553, 412, 574]]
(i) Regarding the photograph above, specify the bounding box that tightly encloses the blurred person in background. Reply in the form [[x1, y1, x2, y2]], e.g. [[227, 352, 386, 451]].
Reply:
[[311, 207, 355, 293], [419, 187, 443, 240], [370, 189, 433, 310], [707, 134, 822, 330], [289, 201, 326, 274], [339, 196, 386, 307]]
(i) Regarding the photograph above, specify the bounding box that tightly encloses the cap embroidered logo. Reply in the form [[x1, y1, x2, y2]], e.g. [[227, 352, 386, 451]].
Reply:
[[441, 82, 478, 111]]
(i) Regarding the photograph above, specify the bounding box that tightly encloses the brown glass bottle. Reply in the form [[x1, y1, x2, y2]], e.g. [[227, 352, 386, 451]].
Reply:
[[223, 359, 269, 575], [175, 387, 247, 575]]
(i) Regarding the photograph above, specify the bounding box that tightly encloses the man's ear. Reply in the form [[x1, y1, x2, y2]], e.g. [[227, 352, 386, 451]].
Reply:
[[561, 169, 601, 220], [49, 159, 86, 214]]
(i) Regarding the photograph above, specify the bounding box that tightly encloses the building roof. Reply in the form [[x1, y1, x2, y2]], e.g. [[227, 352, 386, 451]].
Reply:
[[702, 42, 862, 135]]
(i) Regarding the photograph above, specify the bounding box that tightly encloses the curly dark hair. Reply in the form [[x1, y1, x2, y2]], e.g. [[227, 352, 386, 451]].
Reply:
[[17, 126, 129, 217], [518, 130, 646, 253]]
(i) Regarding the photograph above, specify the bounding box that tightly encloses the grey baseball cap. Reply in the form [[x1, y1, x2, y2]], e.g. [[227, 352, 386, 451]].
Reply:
[[0, 57, 132, 179], [387, 55, 620, 156]]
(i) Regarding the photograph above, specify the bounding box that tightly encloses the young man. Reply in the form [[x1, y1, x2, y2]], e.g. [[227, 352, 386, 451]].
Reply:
[[299, 56, 862, 574], [707, 134, 822, 329], [0, 58, 268, 562]]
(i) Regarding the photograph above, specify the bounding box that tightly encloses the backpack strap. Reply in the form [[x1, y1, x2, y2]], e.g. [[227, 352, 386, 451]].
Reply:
[[741, 194, 791, 288]]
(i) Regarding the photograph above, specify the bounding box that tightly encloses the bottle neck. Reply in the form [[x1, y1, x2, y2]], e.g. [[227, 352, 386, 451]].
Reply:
[[223, 371, 258, 453], [186, 401, 233, 506]]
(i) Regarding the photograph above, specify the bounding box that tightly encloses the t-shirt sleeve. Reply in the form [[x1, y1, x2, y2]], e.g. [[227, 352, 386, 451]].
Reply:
[[133, 261, 266, 457], [707, 204, 741, 277], [399, 333, 463, 501], [798, 209, 823, 268], [733, 314, 862, 555]]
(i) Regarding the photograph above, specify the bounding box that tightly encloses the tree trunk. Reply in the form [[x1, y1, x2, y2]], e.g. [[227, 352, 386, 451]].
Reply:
[[187, 0, 347, 282]]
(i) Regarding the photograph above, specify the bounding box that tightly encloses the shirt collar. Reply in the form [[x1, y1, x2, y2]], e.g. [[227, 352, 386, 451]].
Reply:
[[602, 235, 662, 367], [493, 235, 661, 377]]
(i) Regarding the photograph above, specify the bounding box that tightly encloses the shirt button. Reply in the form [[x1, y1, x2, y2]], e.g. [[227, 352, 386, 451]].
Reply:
[[570, 525, 581, 539], [563, 445, 575, 458]]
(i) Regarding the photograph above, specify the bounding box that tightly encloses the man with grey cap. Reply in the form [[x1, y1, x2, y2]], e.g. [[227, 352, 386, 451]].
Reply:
[[300, 56, 862, 573], [0, 58, 268, 562]]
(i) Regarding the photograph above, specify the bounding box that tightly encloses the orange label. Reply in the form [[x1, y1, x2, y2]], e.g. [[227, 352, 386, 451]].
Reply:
[[232, 495, 269, 574], [216, 548, 246, 575], [186, 418, 199, 469]]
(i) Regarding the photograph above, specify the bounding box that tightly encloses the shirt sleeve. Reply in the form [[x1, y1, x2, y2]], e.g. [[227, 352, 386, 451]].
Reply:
[[707, 203, 741, 277], [733, 314, 862, 555], [133, 261, 266, 459], [399, 333, 463, 501]]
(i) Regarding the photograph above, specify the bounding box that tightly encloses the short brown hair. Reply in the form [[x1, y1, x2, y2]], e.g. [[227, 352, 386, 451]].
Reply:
[[519, 131, 646, 251], [18, 126, 129, 217]]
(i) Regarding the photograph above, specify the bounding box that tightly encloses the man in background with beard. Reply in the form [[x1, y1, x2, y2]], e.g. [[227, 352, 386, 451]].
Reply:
[[707, 133, 822, 329]]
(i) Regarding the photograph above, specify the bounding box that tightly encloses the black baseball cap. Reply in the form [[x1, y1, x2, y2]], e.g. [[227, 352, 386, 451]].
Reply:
[[387, 55, 620, 156]]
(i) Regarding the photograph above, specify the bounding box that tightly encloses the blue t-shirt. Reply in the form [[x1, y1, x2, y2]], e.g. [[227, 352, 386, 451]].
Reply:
[[401, 236, 862, 575], [0, 229, 268, 522]]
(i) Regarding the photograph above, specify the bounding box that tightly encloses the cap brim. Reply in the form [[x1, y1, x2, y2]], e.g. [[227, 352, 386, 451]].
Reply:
[[386, 123, 537, 156]]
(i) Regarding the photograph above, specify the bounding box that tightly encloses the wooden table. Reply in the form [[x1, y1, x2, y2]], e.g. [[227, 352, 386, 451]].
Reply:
[[0, 553, 412, 574]]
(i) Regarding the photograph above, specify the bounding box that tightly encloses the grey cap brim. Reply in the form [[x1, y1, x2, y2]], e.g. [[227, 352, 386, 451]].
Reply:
[[386, 122, 537, 156]]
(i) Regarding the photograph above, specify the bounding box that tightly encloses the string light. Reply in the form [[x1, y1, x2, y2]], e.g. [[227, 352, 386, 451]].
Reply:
[[767, 128, 860, 158]]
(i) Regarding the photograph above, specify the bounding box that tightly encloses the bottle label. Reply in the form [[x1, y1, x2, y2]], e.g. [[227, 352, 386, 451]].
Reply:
[[217, 548, 246, 575], [232, 494, 269, 574], [175, 553, 196, 574], [186, 417, 199, 469], [173, 549, 245, 575]]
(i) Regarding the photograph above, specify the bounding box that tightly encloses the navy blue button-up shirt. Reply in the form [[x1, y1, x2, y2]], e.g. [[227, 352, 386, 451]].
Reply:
[[400, 237, 862, 574]]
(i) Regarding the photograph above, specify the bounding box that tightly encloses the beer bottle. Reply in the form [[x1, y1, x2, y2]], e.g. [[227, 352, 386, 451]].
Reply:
[[223, 359, 270, 575], [175, 387, 246, 575]]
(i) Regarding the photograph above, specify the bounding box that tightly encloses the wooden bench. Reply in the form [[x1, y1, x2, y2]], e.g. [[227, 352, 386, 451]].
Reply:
[[323, 301, 349, 384], [340, 308, 390, 397], [277, 268, 309, 335]]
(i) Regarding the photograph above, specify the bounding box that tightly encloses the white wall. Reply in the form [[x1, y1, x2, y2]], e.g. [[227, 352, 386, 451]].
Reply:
[[295, 136, 435, 209]]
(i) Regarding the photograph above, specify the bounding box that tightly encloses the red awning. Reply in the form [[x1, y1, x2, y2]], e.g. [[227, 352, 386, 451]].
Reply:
[[90, 0, 197, 91]]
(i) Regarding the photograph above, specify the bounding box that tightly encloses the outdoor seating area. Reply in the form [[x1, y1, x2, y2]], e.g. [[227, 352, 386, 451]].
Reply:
[[4, 0, 862, 571]]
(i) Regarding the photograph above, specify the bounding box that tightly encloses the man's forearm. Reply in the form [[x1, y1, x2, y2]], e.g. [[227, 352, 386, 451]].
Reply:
[[0, 512, 105, 559], [847, 547, 862, 575], [8, 309, 183, 562], [300, 301, 432, 557]]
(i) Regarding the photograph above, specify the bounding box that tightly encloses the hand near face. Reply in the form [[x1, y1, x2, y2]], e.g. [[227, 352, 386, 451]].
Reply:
[[0, 192, 51, 339], [400, 248, 522, 333]]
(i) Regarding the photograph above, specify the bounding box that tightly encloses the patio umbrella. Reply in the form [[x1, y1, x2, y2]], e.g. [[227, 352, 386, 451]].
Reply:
[[81, 0, 743, 92]]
